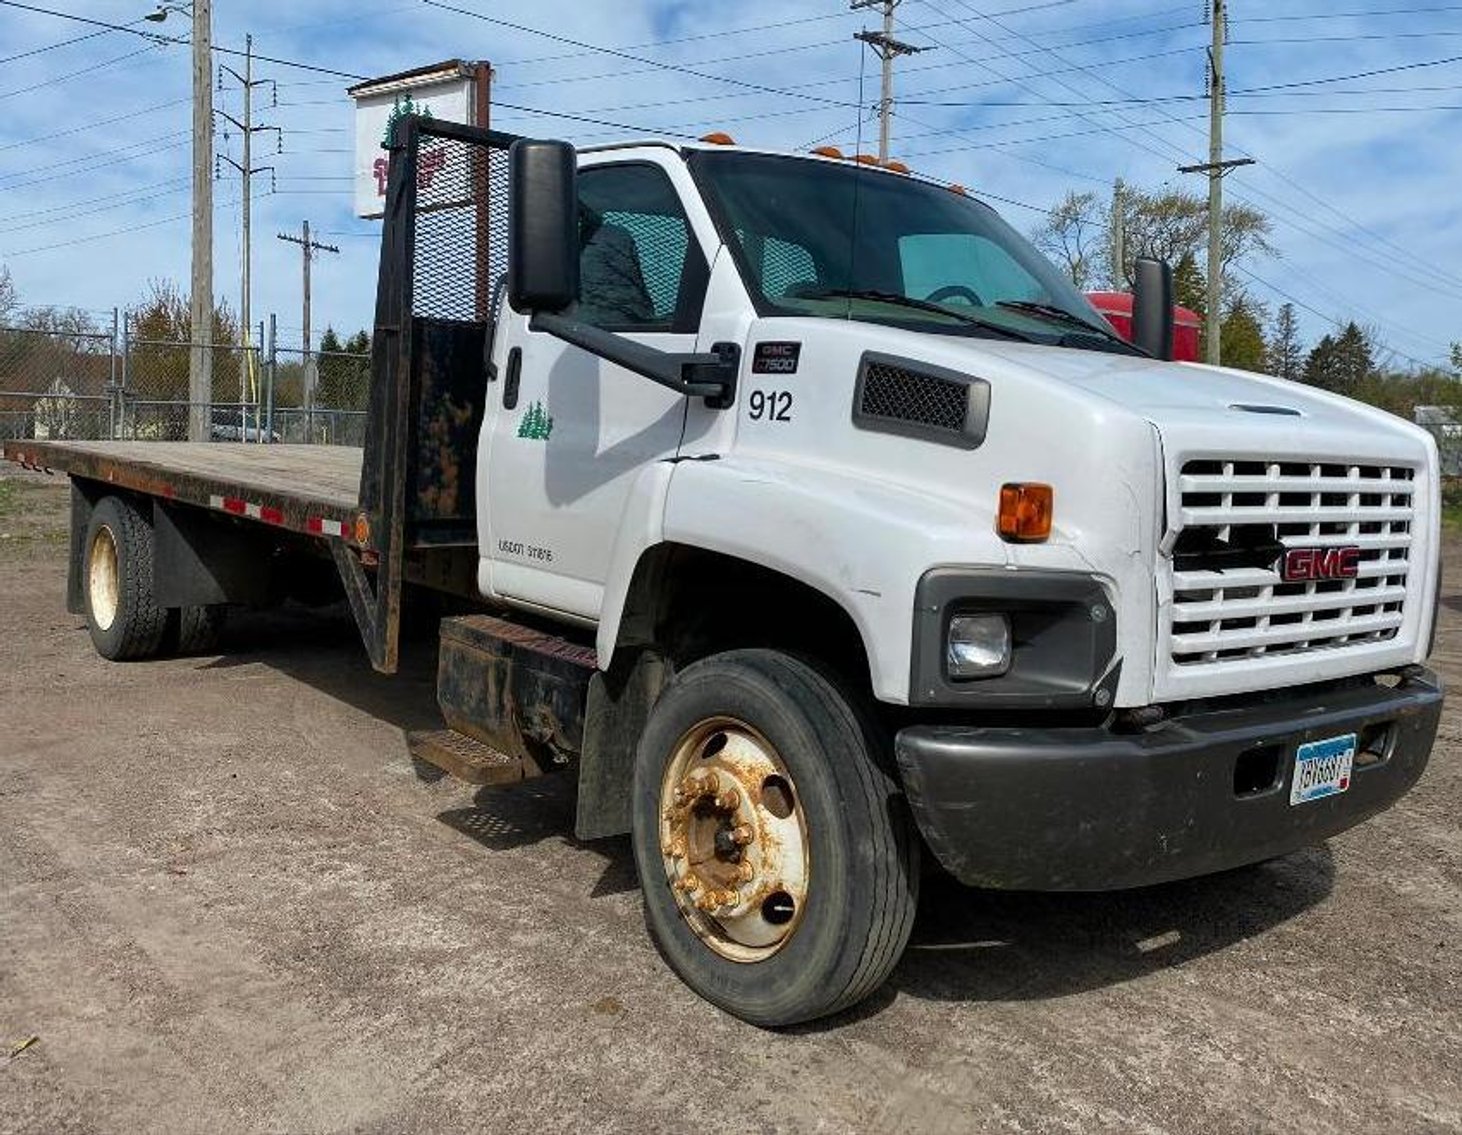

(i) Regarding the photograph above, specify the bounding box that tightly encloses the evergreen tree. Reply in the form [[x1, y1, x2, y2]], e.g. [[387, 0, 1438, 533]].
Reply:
[[1173, 252, 1206, 317], [1268, 302, 1304, 382], [1303, 322, 1374, 396], [1220, 299, 1267, 373]]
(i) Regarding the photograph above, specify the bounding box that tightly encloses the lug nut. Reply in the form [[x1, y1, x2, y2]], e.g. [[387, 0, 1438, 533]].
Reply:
[[731, 824, 753, 846], [737, 860, 755, 882], [716, 788, 741, 810]]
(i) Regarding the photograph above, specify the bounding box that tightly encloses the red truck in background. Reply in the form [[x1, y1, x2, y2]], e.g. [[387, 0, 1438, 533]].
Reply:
[[1087, 291, 1202, 362]]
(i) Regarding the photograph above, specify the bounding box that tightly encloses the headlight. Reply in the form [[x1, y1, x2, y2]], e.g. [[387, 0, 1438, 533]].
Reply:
[[946, 613, 1011, 679]]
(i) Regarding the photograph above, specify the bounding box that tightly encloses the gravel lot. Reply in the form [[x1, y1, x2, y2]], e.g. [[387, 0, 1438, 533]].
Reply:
[[1, 466, 1458, 1134]]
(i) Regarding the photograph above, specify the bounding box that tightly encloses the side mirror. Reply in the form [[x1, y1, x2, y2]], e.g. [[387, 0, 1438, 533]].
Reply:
[[508, 139, 579, 314], [1131, 257, 1175, 361]]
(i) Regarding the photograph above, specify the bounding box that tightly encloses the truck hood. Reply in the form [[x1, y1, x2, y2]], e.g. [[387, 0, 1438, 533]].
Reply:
[[957, 341, 1433, 466]]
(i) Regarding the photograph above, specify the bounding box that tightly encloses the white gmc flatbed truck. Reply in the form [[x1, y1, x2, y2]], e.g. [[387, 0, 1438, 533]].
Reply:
[[3, 118, 1443, 1027]]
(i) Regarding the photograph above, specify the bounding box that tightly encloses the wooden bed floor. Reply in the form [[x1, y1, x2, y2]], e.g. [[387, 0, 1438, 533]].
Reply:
[[15, 442, 364, 511]]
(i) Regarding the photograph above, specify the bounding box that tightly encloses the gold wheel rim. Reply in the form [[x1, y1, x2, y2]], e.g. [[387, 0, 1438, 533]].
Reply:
[[88, 525, 120, 632], [658, 717, 811, 963]]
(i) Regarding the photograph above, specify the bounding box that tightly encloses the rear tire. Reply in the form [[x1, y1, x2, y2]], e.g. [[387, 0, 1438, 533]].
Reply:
[[83, 495, 168, 661], [631, 649, 919, 1027], [164, 604, 228, 656]]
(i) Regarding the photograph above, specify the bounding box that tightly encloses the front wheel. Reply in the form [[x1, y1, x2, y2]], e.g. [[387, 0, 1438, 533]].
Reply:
[[631, 649, 919, 1027]]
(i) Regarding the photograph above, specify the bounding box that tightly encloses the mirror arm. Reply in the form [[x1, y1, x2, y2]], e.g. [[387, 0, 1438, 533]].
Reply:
[[529, 312, 739, 408]]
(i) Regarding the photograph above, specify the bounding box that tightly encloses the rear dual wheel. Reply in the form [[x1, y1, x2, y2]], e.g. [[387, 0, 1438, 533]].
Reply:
[[83, 495, 225, 660], [631, 649, 919, 1027]]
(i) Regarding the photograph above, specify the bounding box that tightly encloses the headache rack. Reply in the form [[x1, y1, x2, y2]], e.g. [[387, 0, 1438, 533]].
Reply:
[[342, 115, 522, 673]]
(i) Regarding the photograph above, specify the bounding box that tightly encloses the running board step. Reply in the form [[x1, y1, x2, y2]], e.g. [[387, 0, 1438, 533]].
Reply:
[[406, 728, 535, 786]]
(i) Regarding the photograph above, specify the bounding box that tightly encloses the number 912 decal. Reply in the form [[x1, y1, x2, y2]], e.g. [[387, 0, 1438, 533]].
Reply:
[[748, 390, 793, 422]]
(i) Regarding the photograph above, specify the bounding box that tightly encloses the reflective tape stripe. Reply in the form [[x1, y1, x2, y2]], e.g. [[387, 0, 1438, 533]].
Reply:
[[208, 495, 285, 525]]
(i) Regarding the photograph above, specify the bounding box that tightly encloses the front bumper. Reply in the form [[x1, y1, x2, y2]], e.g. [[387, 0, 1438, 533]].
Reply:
[[895, 669, 1443, 891]]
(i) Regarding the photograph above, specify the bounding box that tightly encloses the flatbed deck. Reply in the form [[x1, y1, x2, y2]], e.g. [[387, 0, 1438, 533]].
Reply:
[[1, 440, 367, 545]]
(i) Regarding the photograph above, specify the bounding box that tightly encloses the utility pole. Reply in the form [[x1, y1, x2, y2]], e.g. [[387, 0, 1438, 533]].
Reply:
[[851, 0, 929, 161], [1178, 0, 1253, 366], [217, 35, 278, 355], [189, 0, 212, 441], [276, 221, 339, 411]]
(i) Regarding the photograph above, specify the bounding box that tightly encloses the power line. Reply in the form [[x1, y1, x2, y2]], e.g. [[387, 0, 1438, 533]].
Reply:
[[1, 195, 247, 258], [0, 135, 190, 190], [0, 42, 169, 99], [0, 97, 189, 151], [1234, 266, 1441, 369], [1241, 52, 1462, 93], [0, 0, 368, 78], [424, 0, 862, 110], [0, 22, 115, 65]]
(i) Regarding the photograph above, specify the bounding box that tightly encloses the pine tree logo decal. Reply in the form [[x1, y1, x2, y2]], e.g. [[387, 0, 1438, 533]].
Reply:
[[381, 93, 434, 148], [516, 401, 554, 440]]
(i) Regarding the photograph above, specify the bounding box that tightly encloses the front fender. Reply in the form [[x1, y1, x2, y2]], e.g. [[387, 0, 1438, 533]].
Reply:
[[642, 456, 1011, 704]]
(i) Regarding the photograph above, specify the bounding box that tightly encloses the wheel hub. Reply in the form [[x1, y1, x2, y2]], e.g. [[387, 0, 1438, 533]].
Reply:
[[88, 525, 120, 632], [659, 719, 810, 962]]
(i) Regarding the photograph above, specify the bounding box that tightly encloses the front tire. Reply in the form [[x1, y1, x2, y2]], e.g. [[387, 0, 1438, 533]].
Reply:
[[631, 649, 919, 1027], [83, 495, 168, 661]]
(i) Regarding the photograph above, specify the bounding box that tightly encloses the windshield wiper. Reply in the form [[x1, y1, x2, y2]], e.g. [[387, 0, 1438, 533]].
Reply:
[[995, 300, 1141, 352], [805, 288, 1036, 342]]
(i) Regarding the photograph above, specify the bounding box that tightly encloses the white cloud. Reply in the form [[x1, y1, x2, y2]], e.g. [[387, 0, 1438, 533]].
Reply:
[[1, 0, 1459, 365]]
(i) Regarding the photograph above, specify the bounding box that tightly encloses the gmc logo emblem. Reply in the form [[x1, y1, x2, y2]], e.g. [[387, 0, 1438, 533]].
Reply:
[[1281, 546, 1361, 582]]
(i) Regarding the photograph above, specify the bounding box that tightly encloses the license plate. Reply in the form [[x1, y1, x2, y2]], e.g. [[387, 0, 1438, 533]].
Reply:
[[1289, 733, 1356, 806]]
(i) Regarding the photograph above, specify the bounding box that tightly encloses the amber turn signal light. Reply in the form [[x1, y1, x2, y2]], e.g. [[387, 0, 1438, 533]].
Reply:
[[998, 483, 1053, 542]]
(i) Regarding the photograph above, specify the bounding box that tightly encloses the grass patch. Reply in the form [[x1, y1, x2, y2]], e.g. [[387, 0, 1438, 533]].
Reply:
[[1444, 478, 1462, 532], [0, 479, 16, 517]]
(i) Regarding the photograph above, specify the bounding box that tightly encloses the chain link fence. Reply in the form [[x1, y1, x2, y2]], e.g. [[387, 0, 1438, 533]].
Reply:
[[0, 318, 370, 446]]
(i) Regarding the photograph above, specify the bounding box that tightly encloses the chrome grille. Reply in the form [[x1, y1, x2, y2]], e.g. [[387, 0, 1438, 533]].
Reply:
[[1167, 459, 1415, 666]]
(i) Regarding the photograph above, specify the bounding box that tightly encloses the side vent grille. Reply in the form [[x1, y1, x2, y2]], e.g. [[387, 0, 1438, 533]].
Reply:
[[852, 352, 989, 449]]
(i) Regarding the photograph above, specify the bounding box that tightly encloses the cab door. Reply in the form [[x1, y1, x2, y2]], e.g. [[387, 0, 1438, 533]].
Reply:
[[481, 159, 711, 619]]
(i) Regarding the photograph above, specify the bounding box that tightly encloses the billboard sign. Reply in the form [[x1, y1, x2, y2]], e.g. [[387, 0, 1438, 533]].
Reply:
[[348, 60, 488, 219]]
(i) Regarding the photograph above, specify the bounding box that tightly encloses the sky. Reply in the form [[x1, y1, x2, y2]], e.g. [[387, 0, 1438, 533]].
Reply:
[[1, 0, 1460, 368]]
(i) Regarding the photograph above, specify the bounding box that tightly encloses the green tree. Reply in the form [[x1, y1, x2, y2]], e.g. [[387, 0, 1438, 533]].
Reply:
[[127, 279, 240, 403], [315, 326, 371, 411], [1267, 302, 1304, 382], [1219, 298, 1268, 373], [1303, 321, 1374, 396], [1173, 252, 1205, 316], [1449, 341, 1462, 378]]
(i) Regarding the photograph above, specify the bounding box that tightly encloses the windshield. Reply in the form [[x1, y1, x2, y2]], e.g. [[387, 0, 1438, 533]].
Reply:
[[688, 150, 1129, 350]]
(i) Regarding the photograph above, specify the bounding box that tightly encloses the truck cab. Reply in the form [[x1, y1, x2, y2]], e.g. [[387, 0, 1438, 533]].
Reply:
[[481, 131, 1441, 1020]]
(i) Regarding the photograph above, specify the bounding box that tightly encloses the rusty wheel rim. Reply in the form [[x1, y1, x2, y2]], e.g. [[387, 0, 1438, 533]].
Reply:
[[658, 717, 810, 963], [88, 525, 119, 632]]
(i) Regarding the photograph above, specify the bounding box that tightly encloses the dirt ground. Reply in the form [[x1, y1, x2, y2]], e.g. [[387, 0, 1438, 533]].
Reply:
[[0, 466, 1458, 1135]]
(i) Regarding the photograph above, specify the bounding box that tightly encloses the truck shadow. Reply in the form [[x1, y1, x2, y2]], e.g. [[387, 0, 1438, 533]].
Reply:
[[437, 779, 639, 900], [884, 846, 1335, 1010], [199, 604, 641, 898], [198, 602, 444, 732], [199, 606, 1337, 1015]]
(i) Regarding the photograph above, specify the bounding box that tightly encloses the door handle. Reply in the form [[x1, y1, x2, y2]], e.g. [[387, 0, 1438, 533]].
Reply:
[[503, 346, 522, 410]]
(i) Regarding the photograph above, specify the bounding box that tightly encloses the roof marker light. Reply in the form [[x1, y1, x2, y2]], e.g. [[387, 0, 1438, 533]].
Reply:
[[700, 131, 736, 145]]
